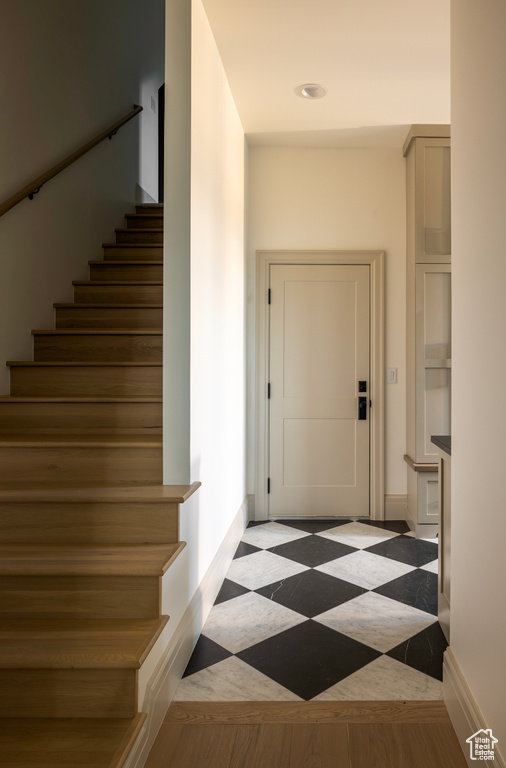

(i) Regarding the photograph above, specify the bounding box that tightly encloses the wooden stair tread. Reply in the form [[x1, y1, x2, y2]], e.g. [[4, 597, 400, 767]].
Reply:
[[125, 209, 163, 221], [54, 303, 163, 308], [103, 242, 163, 247], [88, 261, 163, 266], [0, 714, 146, 767], [125, 213, 163, 217], [73, 281, 163, 286], [0, 542, 186, 576], [31, 329, 162, 336], [0, 481, 201, 503], [7, 361, 162, 367], [0, 617, 168, 669], [0, 432, 162, 446], [0, 396, 162, 402], [115, 228, 163, 233]]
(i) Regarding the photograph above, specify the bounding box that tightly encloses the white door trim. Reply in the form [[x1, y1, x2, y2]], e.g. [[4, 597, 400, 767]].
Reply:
[[255, 250, 385, 521]]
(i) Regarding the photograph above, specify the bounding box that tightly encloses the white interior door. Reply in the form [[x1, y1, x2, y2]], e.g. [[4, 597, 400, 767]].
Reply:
[[269, 264, 370, 518]]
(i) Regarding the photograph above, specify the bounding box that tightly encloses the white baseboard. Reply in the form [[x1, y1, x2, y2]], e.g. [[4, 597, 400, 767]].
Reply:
[[384, 494, 407, 520], [444, 647, 504, 768], [123, 497, 249, 768], [404, 495, 438, 538]]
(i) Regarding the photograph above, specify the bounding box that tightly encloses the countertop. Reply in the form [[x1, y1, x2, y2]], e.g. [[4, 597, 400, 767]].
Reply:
[[431, 435, 451, 456]]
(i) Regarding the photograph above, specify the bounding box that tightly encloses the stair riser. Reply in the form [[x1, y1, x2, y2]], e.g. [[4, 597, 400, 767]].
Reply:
[[9, 366, 162, 397], [33, 334, 163, 362], [0, 503, 178, 545], [115, 230, 163, 244], [0, 669, 136, 718], [135, 205, 163, 215], [125, 216, 163, 229], [55, 306, 163, 329], [74, 285, 163, 305], [103, 245, 162, 261], [0, 402, 162, 432], [0, 447, 162, 484], [0, 576, 160, 619], [89, 264, 163, 281]]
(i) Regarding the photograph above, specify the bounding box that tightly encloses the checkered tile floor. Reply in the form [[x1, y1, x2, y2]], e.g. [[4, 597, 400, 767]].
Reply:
[[174, 520, 446, 702]]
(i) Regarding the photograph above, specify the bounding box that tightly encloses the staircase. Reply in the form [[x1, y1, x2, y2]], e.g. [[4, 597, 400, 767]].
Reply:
[[0, 205, 198, 767]]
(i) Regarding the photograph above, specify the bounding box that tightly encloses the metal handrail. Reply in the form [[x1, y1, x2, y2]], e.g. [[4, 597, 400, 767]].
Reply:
[[0, 105, 143, 218]]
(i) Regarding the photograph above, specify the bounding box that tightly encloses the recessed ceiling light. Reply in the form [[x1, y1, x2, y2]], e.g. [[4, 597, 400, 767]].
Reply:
[[294, 83, 327, 99]]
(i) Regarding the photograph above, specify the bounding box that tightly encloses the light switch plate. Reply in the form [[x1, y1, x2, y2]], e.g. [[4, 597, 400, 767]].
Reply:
[[386, 367, 397, 384]]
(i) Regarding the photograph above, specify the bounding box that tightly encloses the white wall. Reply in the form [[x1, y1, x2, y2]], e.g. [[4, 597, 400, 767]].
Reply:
[[163, 0, 191, 482], [0, 0, 164, 394], [180, 0, 246, 595], [450, 0, 506, 748], [129, 3, 246, 756], [247, 146, 406, 496]]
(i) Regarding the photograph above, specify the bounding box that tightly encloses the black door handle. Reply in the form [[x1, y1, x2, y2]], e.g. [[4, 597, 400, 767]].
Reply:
[[358, 396, 368, 420]]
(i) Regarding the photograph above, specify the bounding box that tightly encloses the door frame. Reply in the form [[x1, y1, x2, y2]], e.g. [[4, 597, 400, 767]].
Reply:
[[255, 250, 385, 521]]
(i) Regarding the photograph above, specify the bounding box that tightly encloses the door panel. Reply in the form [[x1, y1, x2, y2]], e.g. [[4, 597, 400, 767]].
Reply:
[[269, 264, 370, 518]]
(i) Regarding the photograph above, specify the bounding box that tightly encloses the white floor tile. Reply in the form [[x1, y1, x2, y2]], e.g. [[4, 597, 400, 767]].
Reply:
[[174, 656, 302, 701], [315, 550, 415, 589], [420, 559, 439, 574], [241, 522, 310, 549], [226, 549, 308, 590], [202, 592, 306, 653], [314, 591, 436, 653], [313, 656, 443, 701], [316, 521, 400, 549]]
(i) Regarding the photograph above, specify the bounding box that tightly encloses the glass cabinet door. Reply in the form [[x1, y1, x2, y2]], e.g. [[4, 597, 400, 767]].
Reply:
[[416, 264, 452, 461], [415, 138, 451, 263]]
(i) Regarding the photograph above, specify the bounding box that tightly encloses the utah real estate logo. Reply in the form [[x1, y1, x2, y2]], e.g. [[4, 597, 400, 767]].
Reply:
[[466, 729, 498, 761]]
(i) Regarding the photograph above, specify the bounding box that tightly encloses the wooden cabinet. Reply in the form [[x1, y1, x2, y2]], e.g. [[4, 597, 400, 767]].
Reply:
[[410, 264, 452, 464], [404, 126, 451, 535], [404, 127, 451, 264]]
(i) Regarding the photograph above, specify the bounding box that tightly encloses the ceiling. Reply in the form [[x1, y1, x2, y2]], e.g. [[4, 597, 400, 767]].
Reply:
[[201, 0, 450, 148]]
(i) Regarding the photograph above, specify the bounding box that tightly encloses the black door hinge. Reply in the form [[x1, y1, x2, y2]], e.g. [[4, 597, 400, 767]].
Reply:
[[268, 383, 271, 399], [268, 288, 271, 304], [267, 477, 271, 494]]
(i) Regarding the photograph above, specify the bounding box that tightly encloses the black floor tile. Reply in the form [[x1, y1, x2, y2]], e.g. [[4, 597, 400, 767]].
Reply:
[[365, 535, 438, 567], [247, 521, 267, 528], [214, 578, 251, 605], [234, 541, 262, 559], [387, 621, 448, 680], [373, 569, 438, 615], [255, 569, 366, 618], [237, 620, 381, 700], [268, 535, 358, 567], [278, 520, 350, 534], [362, 520, 410, 534], [183, 635, 232, 678]]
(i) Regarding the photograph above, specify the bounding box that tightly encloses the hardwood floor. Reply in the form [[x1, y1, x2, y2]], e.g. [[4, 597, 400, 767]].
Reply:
[[145, 702, 468, 768]]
